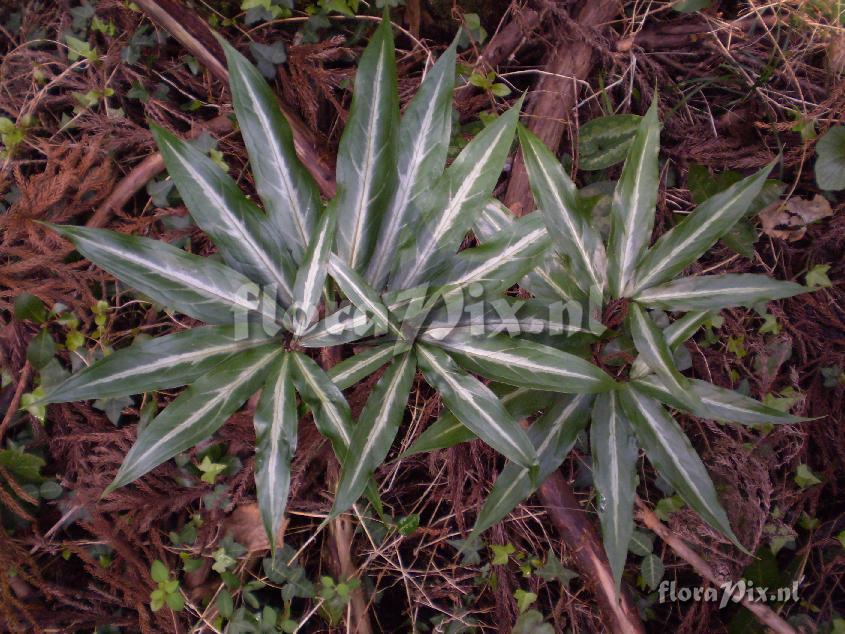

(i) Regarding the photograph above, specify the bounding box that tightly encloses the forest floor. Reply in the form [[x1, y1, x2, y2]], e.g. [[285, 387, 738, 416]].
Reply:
[[0, 0, 844, 632]]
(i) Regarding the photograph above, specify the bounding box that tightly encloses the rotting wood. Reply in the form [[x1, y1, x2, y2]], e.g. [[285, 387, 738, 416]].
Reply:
[[504, 0, 618, 216]]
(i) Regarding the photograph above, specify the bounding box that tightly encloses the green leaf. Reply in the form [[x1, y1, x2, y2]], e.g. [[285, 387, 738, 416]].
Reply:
[[0, 449, 45, 484], [578, 114, 642, 170], [814, 125, 845, 191], [805, 264, 832, 289], [151, 559, 169, 583], [633, 375, 807, 425], [151, 125, 297, 305], [291, 206, 336, 335], [106, 344, 279, 492], [426, 333, 616, 394], [46, 224, 279, 326], [633, 162, 774, 292], [518, 125, 606, 293], [391, 98, 523, 288], [334, 17, 399, 271], [629, 310, 708, 380], [41, 326, 273, 404], [220, 38, 321, 261], [618, 385, 746, 553], [290, 352, 353, 457], [327, 343, 399, 390], [514, 588, 537, 613], [402, 385, 553, 457], [640, 553, 664, 590], [607, 100, 660, 298], [794, 463, 822, 489], [402, 413, 475, 456], [415, 343, 537, 470], [535, 550, 578, 587], [633, 274, 806, 311], [591, 391, 638, 591], [471, 394, 592, 535], [328, 254, 393, 334], [254, 353, 298, 548], [628, 303, 702, 412], [628, 530, 654, 556], [366, 40, 457, 288], [490, 542, 515, 565], [26, 330, 56, 370], [333, 351, 415, 514], [14, 293, 47, 323], [430, 213, 553, 306]]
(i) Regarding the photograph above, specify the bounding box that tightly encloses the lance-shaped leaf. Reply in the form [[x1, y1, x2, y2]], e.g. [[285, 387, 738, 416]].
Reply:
[[403, 385, 555, 457], [591, 391, 638, 591], [335, 17, 399, 271], [423, 296, 600, 340], [290, 352, 353, 455], [327, 343, 402, 390], [328, 253, 394, 335], [391, 99, 523, 288], [47, 224, 279, 326], [632, 374, 807, 425], [425, 333, 616, 394], [618, 385, 746, 552], [367, 40, 457, 288], [220, 38, 320, 262], [519, 124, 607, 293], [106, 344, 279, 492], [472, 394, 593, 535], [633, 274, 806, 311], [475, 200, 585, 302], [633, 163, 774, 292], [254, 353, 297, 548], [629, 311, 708, 380], [628, 303, 702, 412], [291, 206, 336, 335], [333, 351, 416, 514], [607, 100, 660, 298], [416, 343, 538, 470], [151, 125, 296, 305], [431, 213, 552, 304], [40, 326, 275, 404]]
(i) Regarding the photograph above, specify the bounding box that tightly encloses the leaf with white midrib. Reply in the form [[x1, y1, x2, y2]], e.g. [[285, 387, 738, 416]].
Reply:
[[619, 384, 746, 552], [254, 352, 297, 548], [220, 38, 320, 262], [426, 333, 616, 394], [327, 343, 402, 390], [48, 224, 279, 327], [518, 124, 606, 293], [607, 100, 660, 298], [41, 326, 275, 404], [415, 343, 538, 470], [335, 18, 398, 272], [291, 206, 336, 335], [591, 391, 638, 592], [633, 274, 806, 311], [471, 394, 592, 536], [366, 41, 456, 288], [333, 351, 416, 514], [628, 303, 702, 412], [290, 352, 353, 453], [106, 344, 280, 492], [391, 100, 522, 289], [633, 162, 773, 292], [151, 125, 296, 306]]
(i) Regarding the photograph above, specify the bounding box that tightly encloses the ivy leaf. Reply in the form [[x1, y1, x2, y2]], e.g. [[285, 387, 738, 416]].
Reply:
[[794, 463, 822, 489], [249, 41, 287, 79], [535, 550, 578, 588], [514, 588, 537, 613], [805, 264, 832, 289], [640, 553, 664, 590], [490, 543, 515, 565]]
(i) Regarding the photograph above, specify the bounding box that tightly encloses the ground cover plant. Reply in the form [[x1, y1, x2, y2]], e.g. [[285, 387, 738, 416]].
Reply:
[[0, 1, 843, 632]]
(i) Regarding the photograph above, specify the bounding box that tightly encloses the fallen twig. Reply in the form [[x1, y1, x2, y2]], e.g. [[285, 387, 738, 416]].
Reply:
[[636, 498, 798, 634]]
